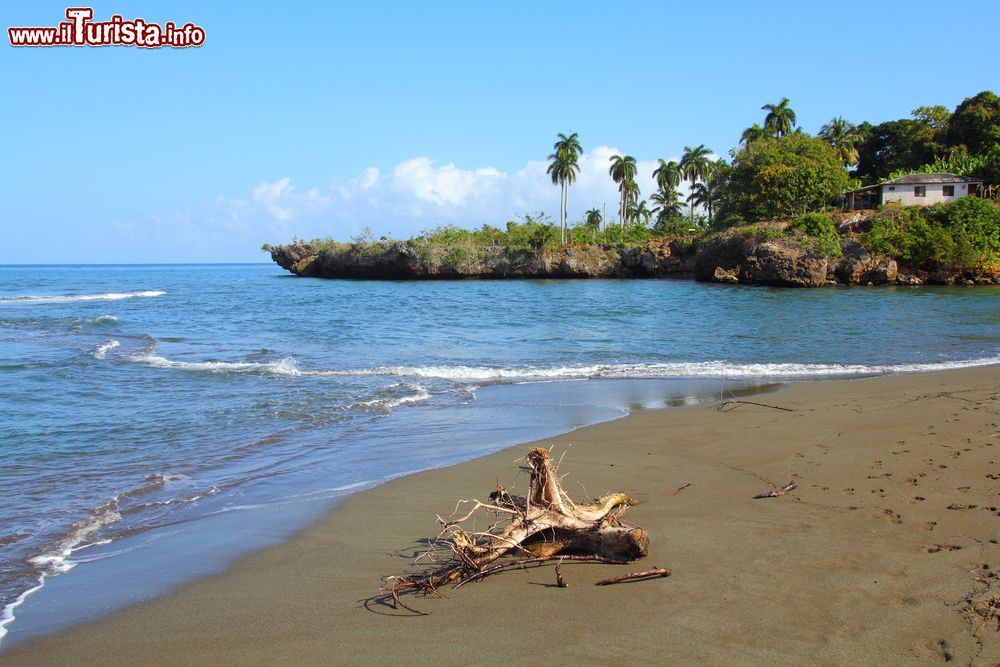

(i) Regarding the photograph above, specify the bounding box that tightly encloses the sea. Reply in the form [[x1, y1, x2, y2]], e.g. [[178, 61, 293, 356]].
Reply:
[[1, 263, 998, 649]]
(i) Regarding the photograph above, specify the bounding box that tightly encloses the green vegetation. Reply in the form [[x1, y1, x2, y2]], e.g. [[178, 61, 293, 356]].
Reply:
[[789, 212, 842, 258], [719, 133, 850, 222], [278, 90, 999, 277], [855, 92, 1000, 184], [863, 198, 1000, 270], [547, 133, 583, 244], [608, 154, 638, 232], [762, 97, 797, 138]]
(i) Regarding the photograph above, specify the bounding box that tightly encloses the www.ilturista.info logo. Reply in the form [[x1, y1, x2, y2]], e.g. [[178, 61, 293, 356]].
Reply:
[[8, 8, 205, 48]]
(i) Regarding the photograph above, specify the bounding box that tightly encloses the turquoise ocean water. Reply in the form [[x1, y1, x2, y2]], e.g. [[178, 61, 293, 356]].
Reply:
[[1, 264, 998, 647]]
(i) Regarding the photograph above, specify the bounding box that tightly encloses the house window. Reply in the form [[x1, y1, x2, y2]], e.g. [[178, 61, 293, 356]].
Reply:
[[914, 186, 926, 197], [888, 186, 895, 191], [942, 185, 955, 196]]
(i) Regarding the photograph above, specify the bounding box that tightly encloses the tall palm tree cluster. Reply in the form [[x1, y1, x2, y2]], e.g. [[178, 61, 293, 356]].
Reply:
[[547, 132, 583, 244], [741, 98, 862, 168], [545, 100, 861, 243]]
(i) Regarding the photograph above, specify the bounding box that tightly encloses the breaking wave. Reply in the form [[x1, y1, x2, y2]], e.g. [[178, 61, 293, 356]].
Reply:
[[129, 353, 1000, 382], [352, 383, 431, 411], [0, 473, 215, 644], [93, 340, 120, 359], [0, 291, 165, 305]]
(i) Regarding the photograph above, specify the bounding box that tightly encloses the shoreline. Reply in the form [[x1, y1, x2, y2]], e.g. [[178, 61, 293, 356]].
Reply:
[[6, 366, 1000, 665]]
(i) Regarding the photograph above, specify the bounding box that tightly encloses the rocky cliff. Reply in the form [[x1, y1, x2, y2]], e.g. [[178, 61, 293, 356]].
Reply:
[[267, 238, 693, 280], [267, 232, 999, 286]]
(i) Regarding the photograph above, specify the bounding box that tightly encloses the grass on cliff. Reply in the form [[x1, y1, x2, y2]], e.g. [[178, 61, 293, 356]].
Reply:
[[734, 213, 842, 258], [294, 213, 689, 257]]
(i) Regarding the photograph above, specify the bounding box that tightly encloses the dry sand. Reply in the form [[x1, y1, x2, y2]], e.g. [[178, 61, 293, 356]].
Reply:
[[6, 366, 1000, 666]]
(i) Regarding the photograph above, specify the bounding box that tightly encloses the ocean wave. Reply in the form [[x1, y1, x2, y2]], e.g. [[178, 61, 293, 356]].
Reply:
[[90, 315, 118, 324], [0, 290, 165, 305], [352, 383, 431, 411], [129, 353, 1000, 382], [93, 340, 120, 360], [0, 473, 211, 645], [27, 499, 122, 577], [334, 357, 1000, 381], [131, 353, 308, 376]]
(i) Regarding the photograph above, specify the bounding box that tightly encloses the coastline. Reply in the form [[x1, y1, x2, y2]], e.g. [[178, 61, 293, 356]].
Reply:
[[6, 365, 1000, 665]]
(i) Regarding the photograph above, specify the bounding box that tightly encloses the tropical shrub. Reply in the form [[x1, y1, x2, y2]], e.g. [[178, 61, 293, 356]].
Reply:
[[927, 196, 1000, 265], [789, 212, 842, 257], [722, 134, 851, 222], [863, 198, 1000, 270]]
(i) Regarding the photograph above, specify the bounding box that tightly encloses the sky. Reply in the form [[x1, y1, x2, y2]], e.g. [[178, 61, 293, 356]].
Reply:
[[2, 1, 998, 263]]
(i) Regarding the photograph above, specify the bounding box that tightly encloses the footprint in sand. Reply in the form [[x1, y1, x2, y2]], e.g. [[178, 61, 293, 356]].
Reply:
[[905, 478, 919, 486], [922, 521, 937, 531], [956, 486, 971, 493], [882, 509, 903, 524], [915, 638, 953, 662], [947, 503, 978, 511], [912, 496, 926, 502], [842, 487, 855, 495], [986, 473, 1000, 480], [870, 488, 887, 498], [924, 544, 962, 553]]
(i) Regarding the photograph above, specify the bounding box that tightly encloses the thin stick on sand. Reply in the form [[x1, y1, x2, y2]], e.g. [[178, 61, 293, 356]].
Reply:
[[752, 480, 798, 499], [594, 568, 671, 586]]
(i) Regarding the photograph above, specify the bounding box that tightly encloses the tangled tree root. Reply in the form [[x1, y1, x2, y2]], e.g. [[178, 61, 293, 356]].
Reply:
[[381, 447, 649, 614]]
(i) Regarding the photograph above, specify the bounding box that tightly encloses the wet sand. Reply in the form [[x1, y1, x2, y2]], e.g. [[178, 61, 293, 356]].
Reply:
[[6, 366, 1000, 666]]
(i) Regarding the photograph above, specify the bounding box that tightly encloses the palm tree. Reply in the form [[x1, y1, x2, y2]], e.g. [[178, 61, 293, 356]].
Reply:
[[740, 123, 769, 151], [652, 159, 681, 193], [650, 187, 684, 229], [608, 155, 637, 231], [547, 139, 581, 244], [584, 207, 602, 240], [627, 199, 652, 228], [547, 133, 583, 244], [624, 179, 640, 227], [762, 98, 796, 138], [687, 181, 722, 226], [679, 144, 712, 223], [818, 117, 859, 167]]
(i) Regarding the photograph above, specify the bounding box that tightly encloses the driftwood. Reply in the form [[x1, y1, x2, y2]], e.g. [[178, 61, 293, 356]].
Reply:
[[752, 480, 798, 499], [382, 447, 648, 613], [594, 567, 671, 586]]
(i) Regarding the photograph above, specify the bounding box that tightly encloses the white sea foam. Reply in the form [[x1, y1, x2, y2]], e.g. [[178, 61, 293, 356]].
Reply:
[[130, 353, 1000, 382], [91, 315, 118, 324], [132, 353, 308, 376], [0, 290, 165, 305], [93, 340, 120, 360], [336, 356, 1000, 381], [353, 384, 431, 411], [0, 579, 44, 643], [1, 501, 123, 645]]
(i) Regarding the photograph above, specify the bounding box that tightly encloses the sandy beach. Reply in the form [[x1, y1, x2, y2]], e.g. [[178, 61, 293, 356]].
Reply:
[[5, 366, 1000, 666]]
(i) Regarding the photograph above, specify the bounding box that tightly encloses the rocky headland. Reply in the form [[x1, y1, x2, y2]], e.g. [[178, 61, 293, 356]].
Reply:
[[266, 225, 999, 287]]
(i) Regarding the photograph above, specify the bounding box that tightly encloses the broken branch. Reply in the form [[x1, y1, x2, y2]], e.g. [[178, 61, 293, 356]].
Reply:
[[594, 567, 671, 586], [752, 480, 798, 499]]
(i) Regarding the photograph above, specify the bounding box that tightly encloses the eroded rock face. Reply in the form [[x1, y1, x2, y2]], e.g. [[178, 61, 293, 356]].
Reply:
[[268, 230, 995, 286], [694, 235, 829, 287], [835, 239, 897, 285], [269, 238, 695, 280]]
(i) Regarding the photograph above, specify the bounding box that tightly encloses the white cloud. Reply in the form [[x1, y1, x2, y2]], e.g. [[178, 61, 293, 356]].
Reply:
[[137, 147, 708, 260]]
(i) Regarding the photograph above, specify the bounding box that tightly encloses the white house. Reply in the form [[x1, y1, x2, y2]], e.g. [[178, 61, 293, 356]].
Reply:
[[844, 172, 983, 211]]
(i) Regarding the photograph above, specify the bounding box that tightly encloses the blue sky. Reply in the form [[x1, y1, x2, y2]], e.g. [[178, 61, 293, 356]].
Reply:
[[2, 1, 998, 263]]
